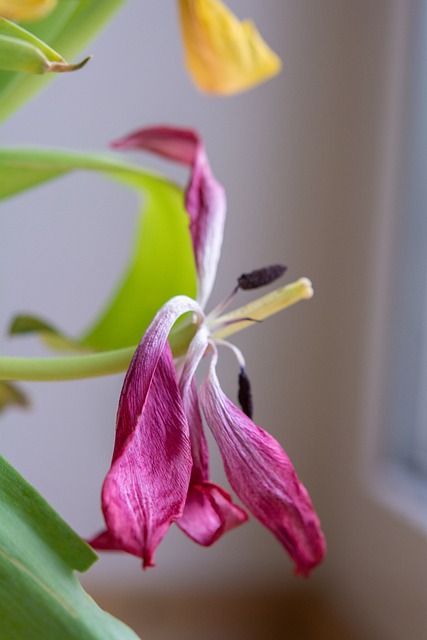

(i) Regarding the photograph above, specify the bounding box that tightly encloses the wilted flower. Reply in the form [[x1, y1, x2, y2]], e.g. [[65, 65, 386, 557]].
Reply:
[[0, 0, 56, 21], [91, 127, 326, 576], [178, 0, 282, 94]]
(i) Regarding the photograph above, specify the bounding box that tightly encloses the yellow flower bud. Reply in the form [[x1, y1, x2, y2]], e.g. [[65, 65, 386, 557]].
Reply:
[[178, 0, 282, 95], [0, 0, 56, 22]]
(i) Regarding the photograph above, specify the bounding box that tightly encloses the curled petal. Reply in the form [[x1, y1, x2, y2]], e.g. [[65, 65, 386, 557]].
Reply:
[[112, 126, 226, 307], [178, 0, 281, 95], [0, 0, 56, 21], [112, 295, 202, 455], [91, 296, 202, 568], [200, 354, 326, 576], [112, 126, 199, 166]]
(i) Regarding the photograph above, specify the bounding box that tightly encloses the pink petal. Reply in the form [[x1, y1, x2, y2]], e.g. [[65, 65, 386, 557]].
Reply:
[[112, 126, 199, 165], [177, 482, 248, 546], [112, 126, 226, 306], [183, 378, 210, 485], [176, 331, 247, 544], [199, 356, 326, 576], [178, 326, 211, 484], [91, 296, 202, 568]]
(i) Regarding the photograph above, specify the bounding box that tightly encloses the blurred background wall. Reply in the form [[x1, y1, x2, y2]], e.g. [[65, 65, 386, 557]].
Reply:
[[1, 1, 426, 638]]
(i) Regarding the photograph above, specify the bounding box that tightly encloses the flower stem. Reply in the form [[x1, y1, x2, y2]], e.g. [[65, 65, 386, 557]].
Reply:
[[0, 280, 312, 382], [0, 319, 197, 382], [0, 346, 135, 381]]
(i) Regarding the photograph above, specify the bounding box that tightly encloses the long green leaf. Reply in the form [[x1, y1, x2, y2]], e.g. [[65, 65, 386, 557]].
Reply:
[[0, 456, 140, 639], [0, 148, 196, 350], [0, 0, 127, 122]]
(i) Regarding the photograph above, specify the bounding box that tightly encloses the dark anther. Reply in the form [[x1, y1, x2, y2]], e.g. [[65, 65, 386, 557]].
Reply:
[[237, 264, 287, 290], [238, 368, 253, 419]]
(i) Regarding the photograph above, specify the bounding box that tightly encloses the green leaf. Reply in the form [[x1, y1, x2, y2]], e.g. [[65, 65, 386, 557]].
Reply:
[[0, 148, 197, 350], [0, 0, 127, 122], [0, 456, 140, 639], [9, 314, 88, 352], [0, 381, 29, 412]]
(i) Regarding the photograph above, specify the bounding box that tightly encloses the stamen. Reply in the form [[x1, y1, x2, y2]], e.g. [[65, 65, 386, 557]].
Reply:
[[212, 278, 313, 340], [210, 316, 261, 335], [238, 368, 253, 419], [214, 338, 246, 369], [237, 264, 287, 290], [206, 265, 286, 324], [213, 338, 253, 417], [206, 286, 239, 321]]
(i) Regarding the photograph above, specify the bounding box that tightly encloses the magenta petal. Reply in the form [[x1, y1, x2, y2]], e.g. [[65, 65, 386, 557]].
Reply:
[[186, 151, 226, 307], [112, 126, 199, 165], [176, 332, 247, 545], [199, 358, 326, 576], [91, 296, 201, 568], [89, 530, 122, 551], [112, 126, 226, 306], [177, 482, 248, 546], [183, 378, 210, 485], [95, 345, 191, 568]]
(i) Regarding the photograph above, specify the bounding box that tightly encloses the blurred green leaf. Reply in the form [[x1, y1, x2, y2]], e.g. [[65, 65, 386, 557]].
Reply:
[[0, 455, 141, 639], [0, 148, 196, 350], [0, 381, 29, 412], [8, 314, 87, 352], [0, 0, 127, 122]]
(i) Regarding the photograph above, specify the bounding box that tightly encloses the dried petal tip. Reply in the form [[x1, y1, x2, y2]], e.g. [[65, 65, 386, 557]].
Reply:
[[238, 264, 287, 290], [46, 55, 91, 73], [238, 368, 253, 418]]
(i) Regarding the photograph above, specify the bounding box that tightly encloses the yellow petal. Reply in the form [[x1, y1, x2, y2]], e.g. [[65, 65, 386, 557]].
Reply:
[[0, 0, 57, 22], [178, 0, 282, 95]]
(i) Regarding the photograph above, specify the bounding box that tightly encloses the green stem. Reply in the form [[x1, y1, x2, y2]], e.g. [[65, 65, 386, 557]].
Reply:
[[0, 320, 196, 382], [0, 346, 135, 382], [0, 280, 311, 382]]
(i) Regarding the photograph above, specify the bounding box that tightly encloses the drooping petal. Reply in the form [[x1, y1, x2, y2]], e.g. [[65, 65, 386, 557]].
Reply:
[[112, 126, 226, 307], [178, 0, 282, 95], [176, 378, 248, 545], [176, 329, 247, 544], [91, 296, 203, 568], [199, 353, 326, 576], [93, 345, 190, 568], [0, 0, 56, 21]]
